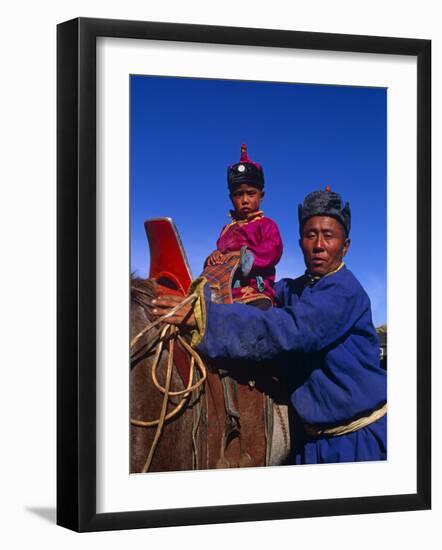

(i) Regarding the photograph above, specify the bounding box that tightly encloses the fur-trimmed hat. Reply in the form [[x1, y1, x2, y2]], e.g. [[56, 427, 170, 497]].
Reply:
[[227, 144, 264, 191], [298, 186, 351, 235]]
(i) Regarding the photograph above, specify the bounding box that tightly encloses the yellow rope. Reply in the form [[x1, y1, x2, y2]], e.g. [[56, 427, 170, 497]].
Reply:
[[151, 335, 206, 397], [141, 326, 175, 473], [303, 403, 387, 438], [130, 330, 207, 426], [130, 292, 208, 472]]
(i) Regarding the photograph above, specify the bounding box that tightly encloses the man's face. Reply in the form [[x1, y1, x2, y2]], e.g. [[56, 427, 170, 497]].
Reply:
[[230, 184, 263, 219], [300, 216, 350, 276]]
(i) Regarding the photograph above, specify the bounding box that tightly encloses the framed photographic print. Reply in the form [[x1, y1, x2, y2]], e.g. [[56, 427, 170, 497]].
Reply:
[[57, 17, 431, 532]]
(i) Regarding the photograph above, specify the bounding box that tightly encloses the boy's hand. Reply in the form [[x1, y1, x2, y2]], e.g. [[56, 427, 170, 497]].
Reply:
[[206, 250, 225, 265], [206, 250, 241, 266]]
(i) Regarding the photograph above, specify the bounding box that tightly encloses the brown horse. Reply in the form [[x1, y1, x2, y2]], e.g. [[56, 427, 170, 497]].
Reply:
[[130, 273, 291, 473]]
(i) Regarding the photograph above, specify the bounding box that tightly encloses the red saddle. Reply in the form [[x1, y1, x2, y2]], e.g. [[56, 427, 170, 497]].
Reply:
[[144, 218, 194, 385], [145, 218, 193, 295]]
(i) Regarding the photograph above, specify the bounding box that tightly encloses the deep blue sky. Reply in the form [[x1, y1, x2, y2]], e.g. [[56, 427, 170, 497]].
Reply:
[[130, 75, 386, 325]]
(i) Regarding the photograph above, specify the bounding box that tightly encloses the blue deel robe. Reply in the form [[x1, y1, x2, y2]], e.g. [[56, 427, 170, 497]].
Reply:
[[197, 265, 387, 464]]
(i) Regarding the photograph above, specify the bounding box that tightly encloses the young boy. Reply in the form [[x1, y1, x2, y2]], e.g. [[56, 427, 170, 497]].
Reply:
[[205, 144, 283, 309]]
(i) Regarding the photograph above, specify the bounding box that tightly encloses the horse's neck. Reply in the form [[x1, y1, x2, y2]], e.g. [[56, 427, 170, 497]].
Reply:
[[131, 279, 157, 323]]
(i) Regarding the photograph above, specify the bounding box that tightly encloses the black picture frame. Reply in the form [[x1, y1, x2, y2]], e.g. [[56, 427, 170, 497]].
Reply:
[[57, 17, 431, 532]]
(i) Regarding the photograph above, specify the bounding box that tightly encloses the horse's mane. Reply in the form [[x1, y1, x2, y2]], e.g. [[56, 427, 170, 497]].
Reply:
[[131, 275, 158, 315]]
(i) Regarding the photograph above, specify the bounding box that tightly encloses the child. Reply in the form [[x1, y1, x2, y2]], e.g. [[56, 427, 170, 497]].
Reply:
[[205, 144, 283, 309]]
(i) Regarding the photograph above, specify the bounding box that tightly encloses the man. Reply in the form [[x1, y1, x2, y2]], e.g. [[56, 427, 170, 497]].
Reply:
[[152, 188, 387, 464]]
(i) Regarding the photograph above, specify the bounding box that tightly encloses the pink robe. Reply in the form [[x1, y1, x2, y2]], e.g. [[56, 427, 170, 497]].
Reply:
[[215, 211, 283, 304]]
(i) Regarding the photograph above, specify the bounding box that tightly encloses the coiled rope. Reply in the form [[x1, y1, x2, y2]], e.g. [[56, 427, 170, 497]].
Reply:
[[130, 292, 207, 472]]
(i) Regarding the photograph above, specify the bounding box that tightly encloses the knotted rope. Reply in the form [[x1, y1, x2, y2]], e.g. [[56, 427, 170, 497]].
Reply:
[[130, 292, 207, 472]]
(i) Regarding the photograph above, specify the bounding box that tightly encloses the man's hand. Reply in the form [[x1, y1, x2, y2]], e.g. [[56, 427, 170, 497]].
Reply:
[[151, 294, 197, 329]]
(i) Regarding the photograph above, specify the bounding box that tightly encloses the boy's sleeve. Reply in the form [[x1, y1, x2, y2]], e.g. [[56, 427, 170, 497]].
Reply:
[[215, 223, 230, 251], [246, 218, 283, 272]]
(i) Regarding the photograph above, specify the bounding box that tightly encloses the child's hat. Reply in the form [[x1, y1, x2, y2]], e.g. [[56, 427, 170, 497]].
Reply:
[[227, 144, 264, 191]]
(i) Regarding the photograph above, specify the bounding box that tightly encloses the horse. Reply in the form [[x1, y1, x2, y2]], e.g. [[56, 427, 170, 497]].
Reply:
[[130, 266, 292, 473]]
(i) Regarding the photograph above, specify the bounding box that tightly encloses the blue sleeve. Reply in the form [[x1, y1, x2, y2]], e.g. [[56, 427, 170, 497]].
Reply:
[[198, 274, 369, 361]]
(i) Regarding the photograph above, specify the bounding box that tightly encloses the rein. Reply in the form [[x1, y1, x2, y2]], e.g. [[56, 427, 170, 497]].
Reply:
[[130, 291, 207, 473]]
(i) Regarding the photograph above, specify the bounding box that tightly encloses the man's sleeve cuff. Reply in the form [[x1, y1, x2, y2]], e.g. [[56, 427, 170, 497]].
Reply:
[[188, 276, 208, 348]]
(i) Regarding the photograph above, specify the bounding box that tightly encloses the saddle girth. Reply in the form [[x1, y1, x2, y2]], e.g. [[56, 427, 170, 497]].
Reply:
[[202, 256, 265, 468]]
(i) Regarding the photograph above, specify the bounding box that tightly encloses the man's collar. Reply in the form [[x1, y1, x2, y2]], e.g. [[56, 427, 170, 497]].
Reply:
[[305, 262, 345, 286]]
